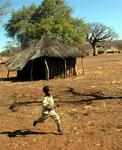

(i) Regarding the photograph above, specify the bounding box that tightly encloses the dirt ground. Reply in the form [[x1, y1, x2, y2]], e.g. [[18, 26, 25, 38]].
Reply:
[[0, 54, 122, 150]]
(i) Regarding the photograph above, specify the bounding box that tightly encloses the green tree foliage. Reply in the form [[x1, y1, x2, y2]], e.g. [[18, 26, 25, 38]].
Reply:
[[86, 23, 117, 56], [4, 4, 37, 48], [5, 0, 88, 48]]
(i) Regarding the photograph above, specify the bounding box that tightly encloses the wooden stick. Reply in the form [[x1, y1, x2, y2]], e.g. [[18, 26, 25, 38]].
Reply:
[[30, 60, 34, 81], [44, 59, 49, 80], [81, 57, 84, 74]]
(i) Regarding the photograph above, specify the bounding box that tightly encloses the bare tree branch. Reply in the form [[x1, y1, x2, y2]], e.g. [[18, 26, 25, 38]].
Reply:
[[0, 0, 11, 17], [86, 23, 118, 56]]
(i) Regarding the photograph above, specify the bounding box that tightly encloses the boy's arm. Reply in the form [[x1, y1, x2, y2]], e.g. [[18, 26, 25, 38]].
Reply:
[[42, 97, 48, 107]]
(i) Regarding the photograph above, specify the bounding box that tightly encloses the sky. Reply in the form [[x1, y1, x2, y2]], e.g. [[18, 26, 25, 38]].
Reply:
[[0, 0, 122, 52]]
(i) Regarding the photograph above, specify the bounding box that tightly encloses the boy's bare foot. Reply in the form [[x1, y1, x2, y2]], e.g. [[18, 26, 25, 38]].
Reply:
[[58, 129, 64, 135], [33, 121, 38, 127]]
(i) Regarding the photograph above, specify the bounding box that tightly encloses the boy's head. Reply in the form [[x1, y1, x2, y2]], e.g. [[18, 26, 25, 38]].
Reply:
[[43, 86, 50, 96]]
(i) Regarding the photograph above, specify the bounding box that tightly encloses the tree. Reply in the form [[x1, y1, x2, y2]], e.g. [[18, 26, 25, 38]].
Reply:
[[86, 23, 117, 56], [4, 4, 37, 48], [1, 41, 21, 56], [0, 0, 11, 18], [5, 0, 88, 48]]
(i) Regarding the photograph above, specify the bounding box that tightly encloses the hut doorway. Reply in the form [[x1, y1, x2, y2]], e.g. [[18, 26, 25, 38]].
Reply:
[[32, 57, 66, 80], [32, 58, 45, 80], [17, 58, 46, 81]]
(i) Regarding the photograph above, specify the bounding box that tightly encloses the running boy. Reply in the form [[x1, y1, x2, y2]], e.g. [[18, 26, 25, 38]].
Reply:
[[33, 86, 63, 134]]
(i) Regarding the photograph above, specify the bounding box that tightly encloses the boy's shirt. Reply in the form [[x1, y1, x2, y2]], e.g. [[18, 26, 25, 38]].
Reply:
[[42, 95, 55, 111]]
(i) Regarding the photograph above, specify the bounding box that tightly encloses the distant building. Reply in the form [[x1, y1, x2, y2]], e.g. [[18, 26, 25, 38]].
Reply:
[[106, 46, 120, 54], [96, 45, 120, 55], [96, 46, 105, 54]]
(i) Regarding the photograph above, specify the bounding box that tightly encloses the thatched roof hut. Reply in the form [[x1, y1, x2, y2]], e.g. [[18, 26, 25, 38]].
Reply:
[[6, 38, 85, 81]]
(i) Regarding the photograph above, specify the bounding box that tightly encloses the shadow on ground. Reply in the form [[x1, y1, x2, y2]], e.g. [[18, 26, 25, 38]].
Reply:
[[0, 77, 17, 82], [1, 87, 121, 112], [0, 129, 61, 138], [67, 87, 122, 101]]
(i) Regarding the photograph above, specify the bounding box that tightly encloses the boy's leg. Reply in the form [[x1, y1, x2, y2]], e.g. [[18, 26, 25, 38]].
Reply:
[[57, 123, 63, 134], [50, 110, 63, 134], [33, 113, 49, 127]]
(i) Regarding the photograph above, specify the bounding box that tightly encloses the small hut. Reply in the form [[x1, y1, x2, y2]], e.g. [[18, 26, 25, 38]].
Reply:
[[6, 38, 85, 81]]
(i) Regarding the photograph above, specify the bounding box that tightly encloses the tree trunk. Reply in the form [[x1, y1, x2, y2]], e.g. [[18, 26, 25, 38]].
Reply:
[[92, 43, 97, 56]]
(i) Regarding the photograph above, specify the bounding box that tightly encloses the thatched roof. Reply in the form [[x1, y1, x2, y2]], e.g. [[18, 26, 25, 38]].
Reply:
[[6, 38, 86, 71]]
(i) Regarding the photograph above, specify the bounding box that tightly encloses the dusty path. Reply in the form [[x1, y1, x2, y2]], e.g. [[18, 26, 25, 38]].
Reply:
[[0, 54, 122, 150]]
